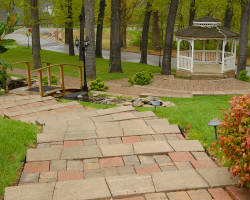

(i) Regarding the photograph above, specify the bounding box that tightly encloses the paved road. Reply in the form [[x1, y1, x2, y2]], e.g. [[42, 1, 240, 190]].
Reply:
[[6, 29, 250, 75], [6, 29, 176, 68]]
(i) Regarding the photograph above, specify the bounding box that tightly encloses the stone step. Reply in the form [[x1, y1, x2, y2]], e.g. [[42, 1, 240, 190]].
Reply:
[[4, 168, 238, 200], [26, 140, 204, 162], [4, 101, 81, 117], [0, 96, 54, 109]]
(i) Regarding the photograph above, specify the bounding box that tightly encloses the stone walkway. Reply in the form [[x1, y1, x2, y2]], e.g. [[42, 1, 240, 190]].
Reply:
[[1, 94, 249, 200]]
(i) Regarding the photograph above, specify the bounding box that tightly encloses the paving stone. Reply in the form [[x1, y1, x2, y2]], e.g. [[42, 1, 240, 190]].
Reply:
[[39, 171, 57, 183], [208, 188, 233, 200], [152, 124, 181, 134], [168, 152, 196, 162], [67, 160, 83, 171], [92, 115, 113, 122], [138, 155, 155, 164], [122, 136, 141, 143], [106, 174, 155, 197], [116, 166, 135, 175], [152, 169, 208, 192], [100, 144, 134, 157], [118, 196, 145, 200], [96, 127, 123, 138], [53, 178, 111, 200], [133, 111, 156, 118], [134, 141, 173, 155], [64, 131, 97, 141], [153, 155, 172, 167], [50, 160, 66, 171], [37, 134, 64, 143], [61, 145, 102, 159], [145, 119, 170, 126], [26, 148, 61, 161], [160, 165, 177, 171], [175, 162, 193, 170], [197, 167, 238, 187], [123, 155, 140, 166], [99, 157, 124, 168], [120, 119, 148, 129], [152, 134, 167, 141], [190, 160, 217, 169], [58, 170, 83, 182], [96, 138, 109, 145], [112, 112, 137, 121], [226, 186, 250, 200], [191, 152, 211, 161], [168, 140, 204, 152], [109, 137, 123, 144], [135, 163, 161, 175], [165, 134, 180, 141], [37, 143, 51, 148], [83, 158, 100, 170], [95, 121, 120, 129], [145, 192, 167, 200], [64, 140, 83, 147], [187, 189, 212, 200], [84, 169, 103, 178], [4, 183, 55, 200], [176, 134, 185, 140], [140, 135, 154, 141], [123, 128, 155, 136], [167, 191, 191, 200], [23, 161, 50, 173], [19, 173, 39, 183], [83, 139, 97, 146]]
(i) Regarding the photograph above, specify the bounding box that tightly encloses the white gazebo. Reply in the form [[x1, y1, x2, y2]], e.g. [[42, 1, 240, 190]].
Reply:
[[175, 17, 239, 79]]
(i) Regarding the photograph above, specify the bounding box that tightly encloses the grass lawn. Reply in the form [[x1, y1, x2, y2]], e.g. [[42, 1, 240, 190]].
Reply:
[[136, 95, 233, 148], [0, 117, 38, 197], [0, 46, 161, 81]]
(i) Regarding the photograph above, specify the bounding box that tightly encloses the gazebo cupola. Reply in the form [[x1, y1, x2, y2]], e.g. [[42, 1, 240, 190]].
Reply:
[[175, 17, 239, 79]]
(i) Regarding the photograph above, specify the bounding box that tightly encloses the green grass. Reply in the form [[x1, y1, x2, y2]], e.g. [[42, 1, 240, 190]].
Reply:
[[0, 117, 38, 196], [58, 98, 116, 109], [136, 95, 233, 148], [0, 91, 4, 95], [0, 46, 161, 81]]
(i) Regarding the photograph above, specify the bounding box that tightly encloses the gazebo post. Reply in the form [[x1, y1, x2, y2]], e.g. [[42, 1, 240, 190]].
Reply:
[[216, 40, 219, 63], [177, 39, 181, 70], [221, 40, 227, 73], [191, 40, 194, 72], [234, 40, 237, 70], [202, 40, 206, 62]]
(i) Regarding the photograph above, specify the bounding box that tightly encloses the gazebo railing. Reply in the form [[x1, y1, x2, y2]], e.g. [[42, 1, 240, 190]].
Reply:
[[179, 56, 192, 71], [224, 56, 236, 71]]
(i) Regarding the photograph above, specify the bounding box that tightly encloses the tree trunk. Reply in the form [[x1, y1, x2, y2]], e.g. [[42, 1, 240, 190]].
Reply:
[[85, 0, 96, 79], [224, 0, 233, 28], [96, 0, 106, 58], [109, 0, 122, 73], [152, 11, 160, 50], [189, 0, 195, 26], [67, 0, 74, 56], [79, 2, 85, 61], [30, 0, 41, 69], [140, 1, 152, 64], [121, 0, 127, 48], [65, 26, 69, 44], [162, 0, 179, 75], [237, 0, 250, 77]]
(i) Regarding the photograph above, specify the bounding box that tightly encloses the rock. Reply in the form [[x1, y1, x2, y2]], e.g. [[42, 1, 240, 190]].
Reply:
[[161, 101, 176, 107], [132, 99, 144, 107]]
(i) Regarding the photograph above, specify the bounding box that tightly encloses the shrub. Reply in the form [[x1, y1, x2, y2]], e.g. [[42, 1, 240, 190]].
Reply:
[[217, 95, 250, 187], [90, 79, 108, 91], [42, 75, 58, 86], [129, 71, 154, 86], [238, 70, 250, 82], [0, 58, 12, 89]]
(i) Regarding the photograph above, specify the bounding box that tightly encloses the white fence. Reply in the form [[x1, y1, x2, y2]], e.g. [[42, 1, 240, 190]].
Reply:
[[178, 56, 192, 71], [224, 56, 235, 71]]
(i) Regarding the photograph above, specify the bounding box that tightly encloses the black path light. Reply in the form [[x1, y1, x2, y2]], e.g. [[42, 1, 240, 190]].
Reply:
[[75, 37, 79, 49], [208, 118, 221, 140]]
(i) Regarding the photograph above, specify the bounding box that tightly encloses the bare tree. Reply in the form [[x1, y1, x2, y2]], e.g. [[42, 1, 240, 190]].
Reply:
[[109, 0, 122, 73], [189, 0, 195, 26], [152, 11, 160, 51], [30, 0, 41, 69], [67, 0, 74, 56], [237, 0, 250, 77], [140, 1, 152, 64], [162, 0, 179, 75], [96, 0, 106, 58], [85, 0, 96, 78]]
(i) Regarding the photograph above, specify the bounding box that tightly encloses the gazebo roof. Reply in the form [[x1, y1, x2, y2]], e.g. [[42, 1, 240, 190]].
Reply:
[[176, 17, 239, 40]]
